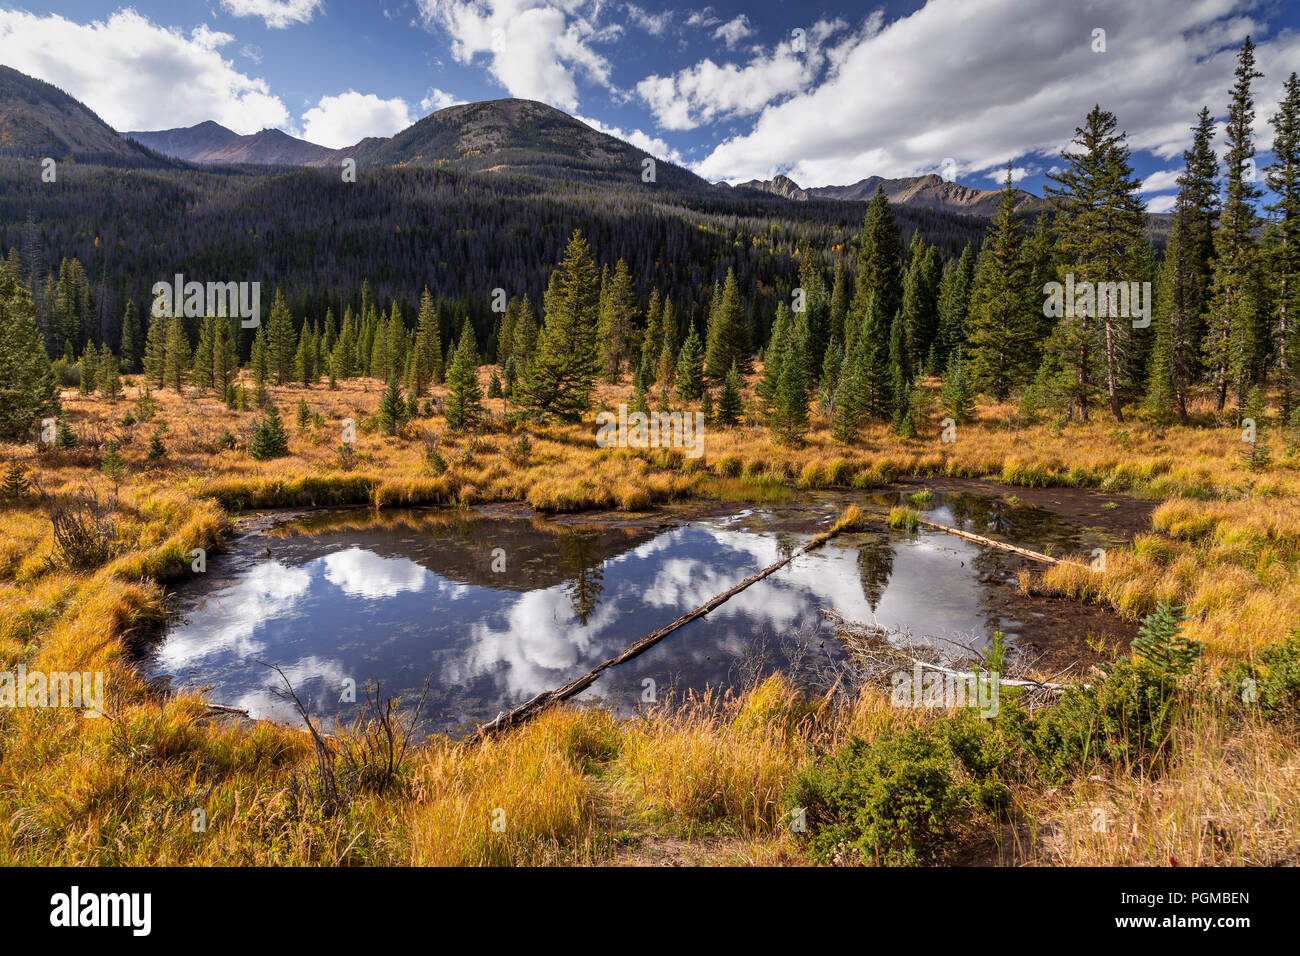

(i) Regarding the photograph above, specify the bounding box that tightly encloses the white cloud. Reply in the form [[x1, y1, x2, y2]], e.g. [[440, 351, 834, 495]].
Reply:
[[417, 0, 615, 112], [687, 0, 1300, 187], [321, 547, 427, 598], [575, 113, 683, 163], [684, 9, 720, 29], [626, 3, 672, 36], [636, 19, 845, 130], [712, 14, 753, 49], [0, 8, 288, 133], [299, 90, 414, 147], [1140, 168, 1183, 193], [1146, 194, 1179, 214], [219, 0, 322, 29], [420, 87, 466, 112]]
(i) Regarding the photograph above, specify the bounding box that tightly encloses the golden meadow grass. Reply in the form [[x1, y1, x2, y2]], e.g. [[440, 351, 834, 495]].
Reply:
[[1, 369, 1298, 865]]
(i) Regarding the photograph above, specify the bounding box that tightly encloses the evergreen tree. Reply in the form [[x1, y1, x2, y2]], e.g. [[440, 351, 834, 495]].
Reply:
[[250, 404, 290, 459], [855, 186, 905, 326], [0, 272, 57, 439], [77, 341, 98, 395], [655, 299, 677, 394], [333, 307, 357, 379], [716, 361, 743, 426], [640, 288, 663, 386], [1207, 38, 1265, 409], [412, 287, 444, 394], [163, 316, 190, 391], [935, 243, 976, 365], [1147, 198, 1197, 423], [510, 295, 539, 381], [675, 325, 705, 401], [704, 268, 749, 381], [294, 323, 314, 385], [445, 325, 484, 432], [98, 343, 120, 399], [1266, 72, 1300, 420], [939, 348, 975, 423], [266, 288, 296, 385], [965, 169, 1039, 400], [213, 318, 238, 395], [770, 333, 809, 445], [521, 231, 601, 421], [192, 315, 216, 390], [143, 314, 167, 387], [1, 459, 30, 500], [756, 302, 792, 415], [900, 232, 941, 370], [821, 338, 845, 398], [1044, 105, 1148, 422], [120, 300, 143, 373], [597, 257, 637, 381], [1179, 107, 1221, 381], [888, 314, 913, 433], [797, 253, 832, 382], [377, 377, 406, 436], [829, 257, 850, 350], [837, 329, 868, 444]]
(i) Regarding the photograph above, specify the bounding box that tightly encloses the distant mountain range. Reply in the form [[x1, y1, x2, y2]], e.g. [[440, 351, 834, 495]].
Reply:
[[2, 62, 1048, 216], [123, 120, 381, 166], [730, 173, 1048, 217]]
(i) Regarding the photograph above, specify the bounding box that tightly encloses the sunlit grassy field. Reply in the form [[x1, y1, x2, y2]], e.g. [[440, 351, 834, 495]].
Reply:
[[1, 367, 1297, 865]]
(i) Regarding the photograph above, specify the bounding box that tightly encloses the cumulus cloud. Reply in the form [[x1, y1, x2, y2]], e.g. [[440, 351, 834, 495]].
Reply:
[[712, 14, 753, 49], [575, 113, 684, 163], [416, 0, 615, 112], [686, 0, 1300, 186], [420, 87, 466, 112], [219, 0, 322, 29], [0, 8, 288, 133], [1146, 194, 1179, 214], [636, 18, 846, 130], [1139, 168, 1183, 194], [299, 90, 414, 147]]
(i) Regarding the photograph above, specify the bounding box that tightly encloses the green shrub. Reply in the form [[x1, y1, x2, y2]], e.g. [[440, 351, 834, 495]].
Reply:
[[788, 730, 980, 866], [1228, 631, 1300, 719]]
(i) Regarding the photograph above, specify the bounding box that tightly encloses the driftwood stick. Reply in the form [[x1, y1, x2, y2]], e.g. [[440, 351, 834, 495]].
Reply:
[[466, 516, 862, 744], [914, 517, 1090, 567]]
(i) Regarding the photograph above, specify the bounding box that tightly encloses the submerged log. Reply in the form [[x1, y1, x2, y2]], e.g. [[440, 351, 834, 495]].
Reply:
[[465, 511, 866, 744]]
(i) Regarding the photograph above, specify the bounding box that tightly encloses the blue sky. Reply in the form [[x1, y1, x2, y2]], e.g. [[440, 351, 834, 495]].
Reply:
[[3, 0, 1300, 209]]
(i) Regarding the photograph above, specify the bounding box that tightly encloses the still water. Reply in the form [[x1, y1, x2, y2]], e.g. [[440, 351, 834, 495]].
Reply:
[[152, 488, 1131, 734]]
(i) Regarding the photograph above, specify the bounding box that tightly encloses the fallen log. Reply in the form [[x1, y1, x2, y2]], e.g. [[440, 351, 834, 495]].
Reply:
[[914, 517, 1090, 568], [465, 508, 868, 744]]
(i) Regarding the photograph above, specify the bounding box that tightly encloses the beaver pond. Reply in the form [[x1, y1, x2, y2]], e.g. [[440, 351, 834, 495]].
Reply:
[[151, 482, 1149, 734]]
